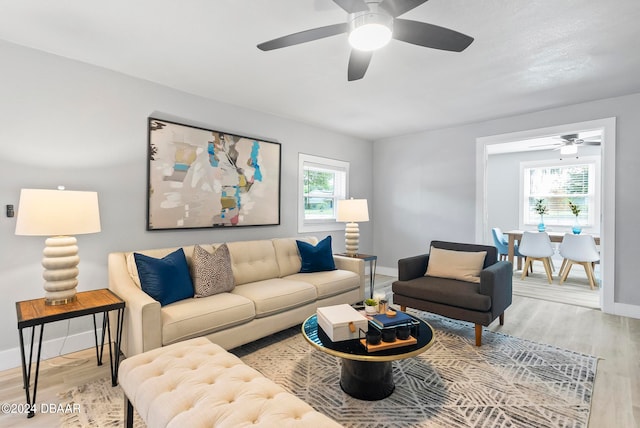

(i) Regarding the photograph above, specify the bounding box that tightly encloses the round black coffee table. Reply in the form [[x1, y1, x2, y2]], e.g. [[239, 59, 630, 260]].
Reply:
[[301, 312, 434, 400]]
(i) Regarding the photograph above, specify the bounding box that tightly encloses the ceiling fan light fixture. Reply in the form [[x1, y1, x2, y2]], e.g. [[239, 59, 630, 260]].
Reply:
[[348, 11, 393, 52], [560, 144, 578, 155]]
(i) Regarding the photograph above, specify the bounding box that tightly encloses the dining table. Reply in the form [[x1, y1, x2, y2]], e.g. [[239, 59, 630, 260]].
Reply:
[[504, 230, 600, 270]]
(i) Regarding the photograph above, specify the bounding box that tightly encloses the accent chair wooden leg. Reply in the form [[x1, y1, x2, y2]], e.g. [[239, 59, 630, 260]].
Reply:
[[499, 313, 505, 325], [125, 395, 134, 428], [475, 324, 482, 346]]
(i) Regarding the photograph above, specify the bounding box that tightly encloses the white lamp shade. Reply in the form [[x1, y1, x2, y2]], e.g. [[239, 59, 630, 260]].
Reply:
[[15, 188, 101, 236], [337, 199, 369, 223]]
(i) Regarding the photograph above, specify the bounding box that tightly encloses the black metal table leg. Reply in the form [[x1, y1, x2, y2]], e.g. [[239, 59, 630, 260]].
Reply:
[[18, 324, 45, 418], [92, 313, 103, 366], [370, 258, 377, 298], [112, 307, 125, 386], [94, 309, 124, 387]]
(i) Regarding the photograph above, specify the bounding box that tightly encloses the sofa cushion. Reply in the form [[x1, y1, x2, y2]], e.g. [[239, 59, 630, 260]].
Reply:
[[226, 240, 280, 285], [161, 292, 255, 345], [393, 276, 492, 311], [425, 246, 487, 284], [134, 248, 194, 306], [285, 270, 359, 299], [126, 245, 204, 287], [231, 278, 317, 318], [297, 236, 336, 273], [273, 236, 317, 277], [191, 244, 235, 298]]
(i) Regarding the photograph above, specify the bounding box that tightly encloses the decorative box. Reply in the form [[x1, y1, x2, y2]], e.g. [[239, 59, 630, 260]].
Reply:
[[317, 304, 369, 342]]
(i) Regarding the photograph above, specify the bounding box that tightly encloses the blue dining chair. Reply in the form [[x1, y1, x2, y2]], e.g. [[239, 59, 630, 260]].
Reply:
[[491, 227, 523, 260]]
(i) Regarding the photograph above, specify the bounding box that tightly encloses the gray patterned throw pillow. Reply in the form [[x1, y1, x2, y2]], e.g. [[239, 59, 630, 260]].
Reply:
[[191, 244, 235, 297]]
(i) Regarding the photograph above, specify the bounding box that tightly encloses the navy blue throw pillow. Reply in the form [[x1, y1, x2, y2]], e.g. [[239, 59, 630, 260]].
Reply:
[[297, 236, 337, 273], [134, 248, 194, 306]]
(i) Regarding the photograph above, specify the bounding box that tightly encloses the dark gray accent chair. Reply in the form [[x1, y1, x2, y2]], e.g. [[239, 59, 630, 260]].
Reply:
[[392, 241, 512, 346]]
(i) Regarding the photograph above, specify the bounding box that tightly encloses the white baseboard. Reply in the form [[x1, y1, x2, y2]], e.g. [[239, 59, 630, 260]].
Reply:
[[376, 266, 398, 277], [612, 302, 640, 319], [0, 328, 101, 372]]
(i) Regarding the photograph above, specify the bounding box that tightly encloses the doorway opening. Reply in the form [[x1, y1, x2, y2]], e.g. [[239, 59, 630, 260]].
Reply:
[[475, 118, 616, 312]]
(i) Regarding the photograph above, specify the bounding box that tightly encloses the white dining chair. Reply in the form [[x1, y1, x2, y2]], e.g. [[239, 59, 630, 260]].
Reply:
[[558, 233, 600, 289], [519, 231, 555, 284]]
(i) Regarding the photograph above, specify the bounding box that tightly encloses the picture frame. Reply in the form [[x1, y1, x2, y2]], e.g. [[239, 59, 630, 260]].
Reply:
[[147, 118, 281, 230]]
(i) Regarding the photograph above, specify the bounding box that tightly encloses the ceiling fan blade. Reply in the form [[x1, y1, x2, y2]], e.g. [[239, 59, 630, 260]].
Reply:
[[531, 143, 561, 148], [380, 0, 429, 17], [348, 50, 373, 81], [393, 19, 473, 52], [332, 0, 369, 13], [257, 23, 348, 51]]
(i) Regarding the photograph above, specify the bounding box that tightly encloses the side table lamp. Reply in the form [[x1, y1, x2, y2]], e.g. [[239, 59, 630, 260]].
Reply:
[[15, 187, 101, 305], [337, 198, 369, 256]]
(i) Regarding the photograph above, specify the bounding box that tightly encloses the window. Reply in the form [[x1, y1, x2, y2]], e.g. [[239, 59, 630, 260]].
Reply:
[[521, 157, 599, 229], [298, 154, 349, 232]]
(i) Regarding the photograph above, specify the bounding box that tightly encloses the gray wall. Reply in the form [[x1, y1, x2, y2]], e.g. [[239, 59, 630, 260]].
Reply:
[[487, 146, 601, 234], [0, 41, 373, 364], [373, 92, 640, 308]]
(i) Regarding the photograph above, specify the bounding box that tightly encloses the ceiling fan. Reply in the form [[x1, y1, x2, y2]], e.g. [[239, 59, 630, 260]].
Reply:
[[535, 133, 602, 149], [531, 133, 602, 155], [257, 0, 474, 81]]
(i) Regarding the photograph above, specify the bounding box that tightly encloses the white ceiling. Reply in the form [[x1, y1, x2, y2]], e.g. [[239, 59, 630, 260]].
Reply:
[[1, 0, 639, 140]]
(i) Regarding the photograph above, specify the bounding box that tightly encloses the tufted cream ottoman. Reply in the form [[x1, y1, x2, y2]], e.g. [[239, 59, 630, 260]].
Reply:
[[118, 337, 342, 427]]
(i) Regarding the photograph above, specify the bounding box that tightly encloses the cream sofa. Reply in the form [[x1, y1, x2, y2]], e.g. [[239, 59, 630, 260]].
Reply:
[[109, 237, 364, 357]]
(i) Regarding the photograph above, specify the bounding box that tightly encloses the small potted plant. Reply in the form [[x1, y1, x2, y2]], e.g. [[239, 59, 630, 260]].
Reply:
[[535, 199, 548, 232], [568, 200, 582, 234], [364, 298, 378, 315]]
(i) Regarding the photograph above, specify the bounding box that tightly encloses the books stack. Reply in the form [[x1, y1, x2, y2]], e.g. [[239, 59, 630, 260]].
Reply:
[[369, 311, 414, 330]]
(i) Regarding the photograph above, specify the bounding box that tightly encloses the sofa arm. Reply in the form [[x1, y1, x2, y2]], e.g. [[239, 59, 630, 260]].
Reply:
[[333, 255, 365, 300], [108, 252, 162, 357], [398, 254, 430, 281], [479, 260, 513, 313]]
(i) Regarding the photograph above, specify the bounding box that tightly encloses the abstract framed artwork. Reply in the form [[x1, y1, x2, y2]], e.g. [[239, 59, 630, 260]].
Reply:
[[147, 118, 281, 230]]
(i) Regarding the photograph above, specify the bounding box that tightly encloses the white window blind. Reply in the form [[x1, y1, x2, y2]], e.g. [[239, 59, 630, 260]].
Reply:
[[522, 160, 597, 227]]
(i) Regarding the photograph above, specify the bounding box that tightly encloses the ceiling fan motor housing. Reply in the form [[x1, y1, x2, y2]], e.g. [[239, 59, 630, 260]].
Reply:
[[348, 4, 393, 51]]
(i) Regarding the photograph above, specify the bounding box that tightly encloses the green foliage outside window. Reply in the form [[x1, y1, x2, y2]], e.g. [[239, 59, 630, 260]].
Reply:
[[304, 169, 336, 218]]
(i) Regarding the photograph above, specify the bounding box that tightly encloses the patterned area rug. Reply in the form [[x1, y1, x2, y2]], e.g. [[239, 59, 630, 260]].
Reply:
[[59, 376, 144, 427], [60, 311, 597, 428]]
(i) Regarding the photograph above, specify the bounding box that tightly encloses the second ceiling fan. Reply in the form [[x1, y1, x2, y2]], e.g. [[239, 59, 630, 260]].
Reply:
[[533, 133, 602, 150], [257, 0, 474, 81]]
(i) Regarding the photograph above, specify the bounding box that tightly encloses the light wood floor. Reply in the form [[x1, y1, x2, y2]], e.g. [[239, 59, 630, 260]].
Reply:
[[1, 279, 638, 427]]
